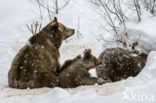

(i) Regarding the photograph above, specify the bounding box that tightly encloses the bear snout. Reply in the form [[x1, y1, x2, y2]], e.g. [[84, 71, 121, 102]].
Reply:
[[72, 29, 75, 34]]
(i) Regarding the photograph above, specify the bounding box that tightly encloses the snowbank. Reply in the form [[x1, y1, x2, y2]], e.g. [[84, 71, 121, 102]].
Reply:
[[126, 17, 156, 53], [0, 0, 156, 103]]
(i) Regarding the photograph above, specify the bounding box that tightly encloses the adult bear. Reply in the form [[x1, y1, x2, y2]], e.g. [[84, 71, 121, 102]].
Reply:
[[8, 17, 75, 89]]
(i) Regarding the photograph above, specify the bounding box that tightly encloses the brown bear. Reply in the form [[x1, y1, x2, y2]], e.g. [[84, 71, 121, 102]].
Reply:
[[97, 48, 147, 82], [58, 49, 103, 88], [8, 17, 75, 89]]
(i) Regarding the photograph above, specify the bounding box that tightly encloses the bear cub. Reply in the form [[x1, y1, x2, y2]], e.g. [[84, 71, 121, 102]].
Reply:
[[97, 48, 147, 82], [58, 49, 103, 88]]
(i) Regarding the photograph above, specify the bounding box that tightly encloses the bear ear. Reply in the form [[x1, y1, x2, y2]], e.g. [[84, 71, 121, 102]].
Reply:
[[83, 48, 92, 59], [51, 17, 59, 32], [51, 17, 58, 26], [53, 17, 57, 22], [84, 49, 91, 54], [84, 49, 88, 54], [87, 49, 91, 54]]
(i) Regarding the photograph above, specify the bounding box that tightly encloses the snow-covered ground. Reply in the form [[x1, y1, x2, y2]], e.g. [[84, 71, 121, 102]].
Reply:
[[0, 0, 156, 103]]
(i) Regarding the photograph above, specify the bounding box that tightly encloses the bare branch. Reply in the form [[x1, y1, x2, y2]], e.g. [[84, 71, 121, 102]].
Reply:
[[30, 0, 70, 19], [26, 21, 42, 35], [59, 0, 70, 11], [76, 16, 83, 38]]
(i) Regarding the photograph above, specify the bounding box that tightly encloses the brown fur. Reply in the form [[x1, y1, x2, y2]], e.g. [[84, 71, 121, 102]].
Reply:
[[58, 49, 102, 88], [59, 55, 81, 73], [8, 17, 75, 89], [97, 48, 148, 82]]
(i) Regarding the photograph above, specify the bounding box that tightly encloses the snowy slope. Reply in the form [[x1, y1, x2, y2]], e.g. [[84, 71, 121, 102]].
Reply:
[[126, 17, 156, 53], [0, 0, 156, 103]]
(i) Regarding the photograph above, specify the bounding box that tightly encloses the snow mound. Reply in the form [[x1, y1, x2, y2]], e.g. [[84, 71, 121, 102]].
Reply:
[[31, 88, 98, 103], [126, 17, 156, 53], [0, 0, 156, 103], [31, 88, 70, 103]]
